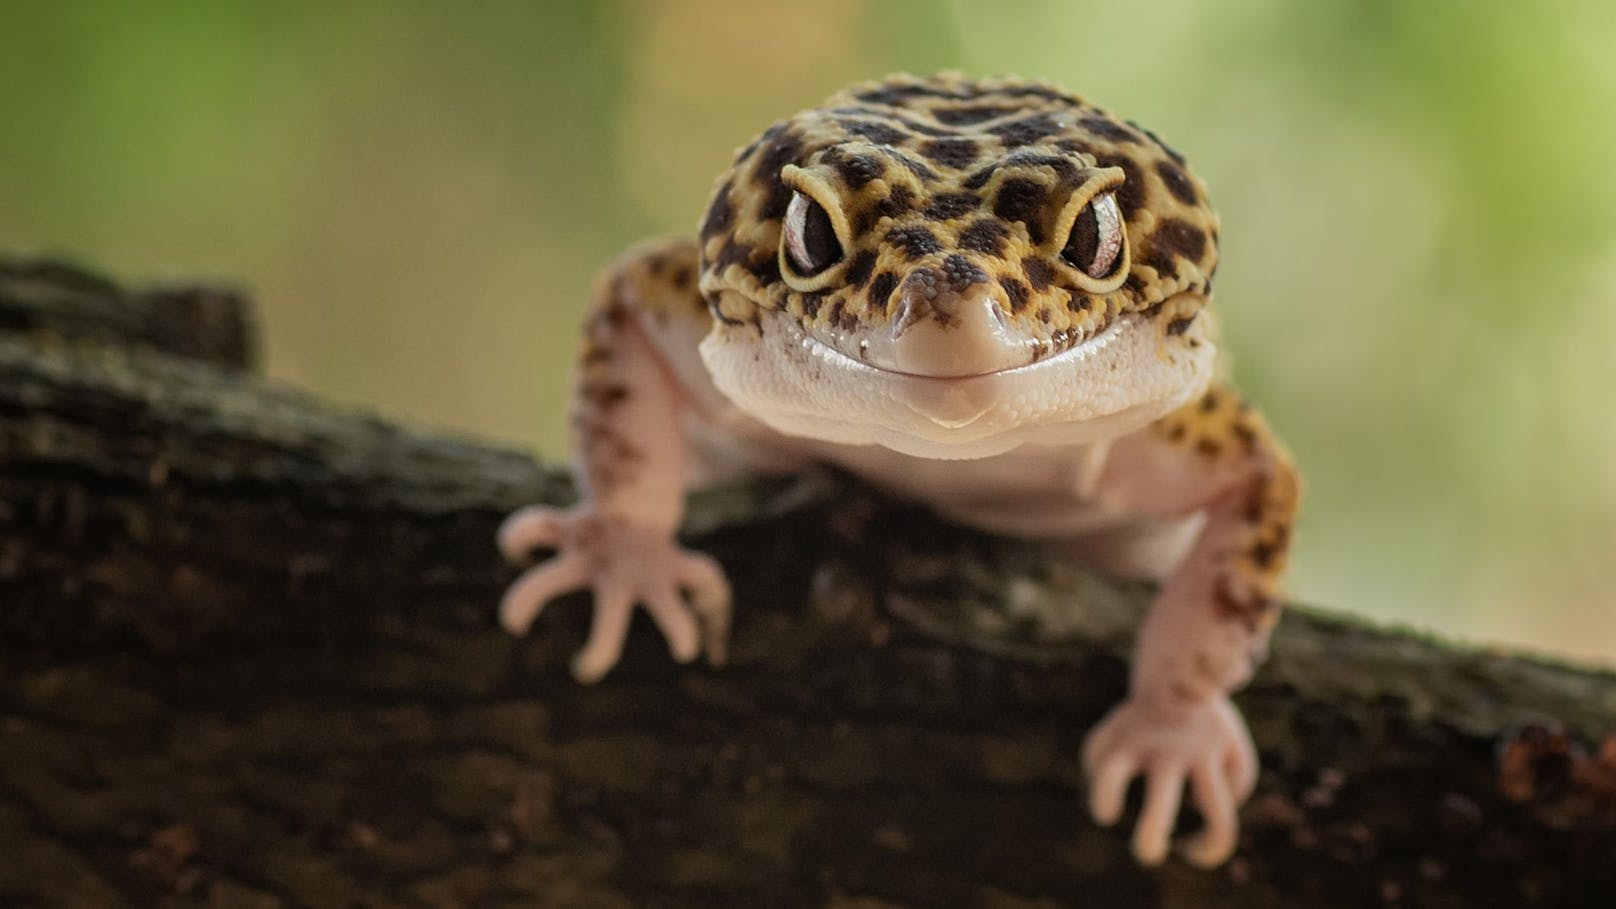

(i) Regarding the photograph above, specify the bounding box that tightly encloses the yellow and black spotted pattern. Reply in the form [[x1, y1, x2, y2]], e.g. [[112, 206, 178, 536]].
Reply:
[[569, 238, 708, 486], [1156, 384, 1301, 633], [696, 72, 1220, 353]]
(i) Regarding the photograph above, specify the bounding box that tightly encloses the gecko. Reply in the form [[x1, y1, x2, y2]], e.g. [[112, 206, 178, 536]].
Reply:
[[496, 73, 1299, 868]]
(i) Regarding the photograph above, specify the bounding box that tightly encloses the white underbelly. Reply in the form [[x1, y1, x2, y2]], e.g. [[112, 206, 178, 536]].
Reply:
[[807, 440, 1127, 538]]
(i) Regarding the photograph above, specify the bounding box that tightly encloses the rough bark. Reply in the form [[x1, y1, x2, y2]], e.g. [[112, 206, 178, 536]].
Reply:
[[1, 258, 1613, 909]]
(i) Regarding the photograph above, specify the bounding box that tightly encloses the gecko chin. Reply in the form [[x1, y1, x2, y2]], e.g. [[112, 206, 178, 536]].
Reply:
[[699, 299, 1217, 461]]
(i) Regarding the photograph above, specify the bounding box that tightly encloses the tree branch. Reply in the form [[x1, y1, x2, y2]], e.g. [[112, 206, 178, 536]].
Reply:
[[1, 258, 1612, 908]]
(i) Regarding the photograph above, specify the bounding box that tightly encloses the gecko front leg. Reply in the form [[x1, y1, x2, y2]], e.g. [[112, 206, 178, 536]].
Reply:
[[498, 239, 731, 682], [1082, 384, 1299, 867]]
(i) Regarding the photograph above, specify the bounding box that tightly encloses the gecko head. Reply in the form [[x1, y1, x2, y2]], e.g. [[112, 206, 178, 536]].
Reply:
[[696, 74, 1221, 459]]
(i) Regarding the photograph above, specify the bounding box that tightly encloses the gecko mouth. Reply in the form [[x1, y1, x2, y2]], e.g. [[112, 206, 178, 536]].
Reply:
[[799, 317, 1130, 428], [807, 316, 1126, 382], [699, 295, 1215, 459]]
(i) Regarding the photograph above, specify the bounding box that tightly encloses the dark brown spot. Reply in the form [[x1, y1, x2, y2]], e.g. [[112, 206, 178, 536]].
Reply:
[[1155, 159, 1198, 206], [582, 382, 630, 409], [989, 113, 1067, 147], [1200, 392, 1219, 413], [1196, 438, 1222, 458], [800, 291, 826, 319], [999, 276, 1031, 313], [856, 82, 972, 105], [732, 135, 764, 165], [886, 225, 942, 260], [845, 249, 878, 289], [881, 184, 916, 215], [963, 165, 998, 190], [835, 300, 861, 331], [1065, 292, 1092, 314], [922, 191, 979, 221], [1165, 313, 1196, 336], [754, 129, 803, 179], [1023, 257, 1054, 291], [958, 219, 1008, 254], [747, 254, 781, 287], [1080, 115, 1137, 144], [941, 254, 989, 292], [833, 152, 884, 189], [827, 299, 850, 331], [918, 137, 980, 169], [998, 84, 1075, 103], [882, 112, 956, 138], [700, 183, 733, 239], [672, 265, 694, 290], [840, 119, 910, 146], [714, 238, 752, 271], [1095, 155, 1146, 215], [859, 184, 918, 233], [932, 104, 1019, 125], [993, 178, 1050, 244], [1231, 421, 1257, 452], [885, 150, 937, 180], [1055, 137, 1093, 155], [1250, 540, 1277, 570], [1143, 248, 1180, 281], [867, 271, 899, 313], [1002, 151, 1080, 181], [759, 180, 793, 221], [1155, 217, 1209, 262]]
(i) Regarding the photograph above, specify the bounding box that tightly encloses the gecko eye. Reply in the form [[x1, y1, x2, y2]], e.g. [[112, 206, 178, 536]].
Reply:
[[1061, 191, 1123, 279], [783, 191, 842, 275]]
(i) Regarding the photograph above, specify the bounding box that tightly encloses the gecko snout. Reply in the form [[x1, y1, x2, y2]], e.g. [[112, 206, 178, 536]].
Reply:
[[880, 262, 1036, 378]]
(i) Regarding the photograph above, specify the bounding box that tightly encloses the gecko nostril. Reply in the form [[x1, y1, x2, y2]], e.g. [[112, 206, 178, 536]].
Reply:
[[903, 266, 942, 301]]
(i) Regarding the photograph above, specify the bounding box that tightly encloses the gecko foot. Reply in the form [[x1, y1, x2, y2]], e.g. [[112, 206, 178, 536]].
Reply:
[[1081, 693, 1257, 868], [497, 505, 732, 682]]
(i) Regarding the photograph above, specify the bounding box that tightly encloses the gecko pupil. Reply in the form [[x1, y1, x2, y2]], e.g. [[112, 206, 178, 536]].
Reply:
[[1061, 191, 1123, 279], [800, 198, 839, 272], [785, 191, 843, 276], [1066, 207, 1099, 269]]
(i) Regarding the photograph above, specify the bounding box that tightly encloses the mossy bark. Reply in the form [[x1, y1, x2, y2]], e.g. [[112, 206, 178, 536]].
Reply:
[[1, 259, 1613, 908]]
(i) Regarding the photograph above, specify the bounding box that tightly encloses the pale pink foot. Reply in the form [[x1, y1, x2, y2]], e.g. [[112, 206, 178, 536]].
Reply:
[[497, 505, 731, 682], [1081, 694, 1257, 867]]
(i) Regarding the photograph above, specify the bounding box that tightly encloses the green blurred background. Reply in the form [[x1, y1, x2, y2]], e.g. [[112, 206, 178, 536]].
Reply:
[[3, 0, 1613, 661]]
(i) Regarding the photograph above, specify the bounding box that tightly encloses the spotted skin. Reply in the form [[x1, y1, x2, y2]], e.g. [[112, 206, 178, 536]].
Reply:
[[500, 74, 1300, 871], [1152, 385, 1299, 633], [698, 73, 1217, 368]]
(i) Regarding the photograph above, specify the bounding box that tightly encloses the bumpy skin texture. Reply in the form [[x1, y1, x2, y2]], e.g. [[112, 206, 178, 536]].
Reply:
[[499, 74, 1300, 869], [698, 74, 1216, 359]]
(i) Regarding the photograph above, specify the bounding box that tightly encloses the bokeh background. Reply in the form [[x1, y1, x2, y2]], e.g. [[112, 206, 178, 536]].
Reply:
[[3, 0, 1613, 662]]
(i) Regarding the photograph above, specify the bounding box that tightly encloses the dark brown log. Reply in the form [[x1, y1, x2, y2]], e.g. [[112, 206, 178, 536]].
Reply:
[[1, 257, 255, 371], [1, 259, 1612, 908]]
